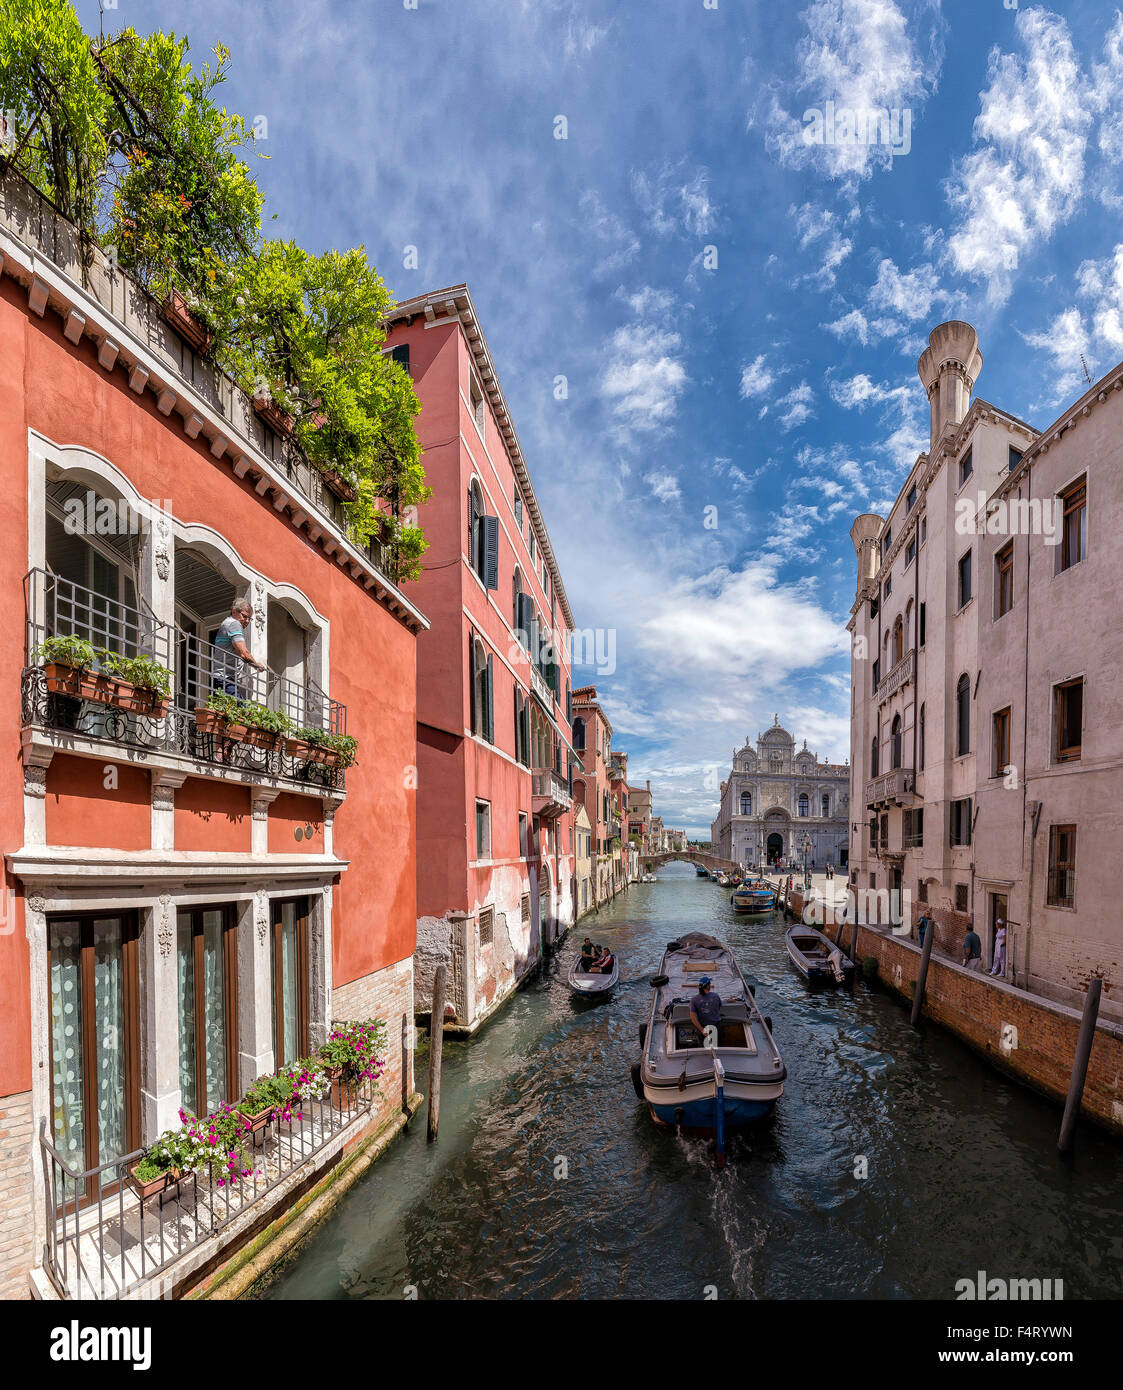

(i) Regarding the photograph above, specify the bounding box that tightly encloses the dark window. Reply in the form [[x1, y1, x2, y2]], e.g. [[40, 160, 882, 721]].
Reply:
[[870, 736, 879, 778], [993, 707, 1011, 776], [891, 714, 902, 770], [798, 793, 809, 817], [958, 550, 973, 608], [959, 448, 973, 487], [469, 638, 494, 743], [518, 812, 529, 857], [388, 342, 410, 374], [918, 879, 928, 903], [1058, 477, 1086, 573], [1054, 679, 1083, 763], [271, 897, 309, 1069], [919, 703, 926, 771], [1008, 446, 1023, 472], [882, 526, 893, 554], [870, 595, 879, 619], [950, 797, 973, 847], [905, 535, 916, 567], [1047, 825, 1076, 908], [956, 674, 971, 756], [740, 792, 751, 815], [955, 883, 969, 912], [822, 794, 830, 817], [521, 894, 531, 925], [514, 488, 523, 528], [872, 658, 880, 694], [884, 572, 892, 599], [903, 808, 924, 848], [906, 484, 917, 512], [919, 602, 926, 647], [479, 906, 494, 945], [995, 541, 1014, 618]]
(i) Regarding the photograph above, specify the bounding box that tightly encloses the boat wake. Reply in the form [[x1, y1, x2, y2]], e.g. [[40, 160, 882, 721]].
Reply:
[[673, 1131, 764, 1298]]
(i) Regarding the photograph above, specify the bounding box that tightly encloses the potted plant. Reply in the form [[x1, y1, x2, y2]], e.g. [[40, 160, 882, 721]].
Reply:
[[178, 1103, 258, 1188], [252, 386, 295, 437], [128, 1128, 202, 1203], [160, 287, 214, 355], [276, 1057, 330, 1121], [100, 652, 172, 718], [320, 466, 356, 502], [195, 691, 246, 738], [34, 634, 106, 701], [318, 1018, 387, 1110], [237, 1073, 291, 1137], [293, 728, 358, 770], [239, 701, 292, 749]]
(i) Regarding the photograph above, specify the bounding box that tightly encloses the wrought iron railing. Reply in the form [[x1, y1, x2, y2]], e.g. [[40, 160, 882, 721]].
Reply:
[[40, 1077, 378, 1300], [23, 568, 347, 787]]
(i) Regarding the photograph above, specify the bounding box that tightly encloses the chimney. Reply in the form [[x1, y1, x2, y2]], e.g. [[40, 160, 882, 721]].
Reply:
[[917, 321, 982, 452]]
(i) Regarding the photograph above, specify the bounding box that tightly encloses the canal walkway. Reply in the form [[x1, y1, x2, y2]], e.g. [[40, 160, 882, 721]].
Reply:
[[260, 864, 1123, 1301]]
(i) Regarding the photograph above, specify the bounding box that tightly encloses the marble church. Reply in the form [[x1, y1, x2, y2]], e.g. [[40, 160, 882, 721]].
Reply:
[[710, 717, 850, 869]]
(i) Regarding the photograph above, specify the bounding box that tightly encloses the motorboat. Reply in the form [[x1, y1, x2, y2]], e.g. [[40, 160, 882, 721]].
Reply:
[[632, 932, 785, 1165], [695, 865, 709, 877], [568, 949, 619, 996], [785, 926, 853, 984], [731, 882, 775, 914]]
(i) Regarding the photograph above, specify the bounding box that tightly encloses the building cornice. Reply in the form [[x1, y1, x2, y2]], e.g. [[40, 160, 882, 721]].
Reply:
[[386, 284, 575, 631]]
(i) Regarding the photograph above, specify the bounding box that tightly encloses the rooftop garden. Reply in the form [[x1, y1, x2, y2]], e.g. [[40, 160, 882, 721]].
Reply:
[[0, 0, 429, 581]]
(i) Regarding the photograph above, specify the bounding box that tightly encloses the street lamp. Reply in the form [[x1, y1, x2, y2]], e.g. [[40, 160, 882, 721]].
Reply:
[[802, 834, 812, 890]]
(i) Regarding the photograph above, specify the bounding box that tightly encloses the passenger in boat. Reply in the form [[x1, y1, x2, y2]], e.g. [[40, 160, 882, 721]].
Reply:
[[589, 946, 614, 973], [579, 938, 596, 971], [689, 976, 722, 1039]]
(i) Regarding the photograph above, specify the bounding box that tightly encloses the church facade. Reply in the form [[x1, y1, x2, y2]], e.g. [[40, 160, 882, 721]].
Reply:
[[710, 718, 850, 869]]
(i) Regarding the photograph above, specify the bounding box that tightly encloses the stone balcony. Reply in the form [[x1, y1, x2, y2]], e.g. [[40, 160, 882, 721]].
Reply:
[[532, 767, 571, 819], [865, 768, 917, 808], [877, 648, 915, 705]]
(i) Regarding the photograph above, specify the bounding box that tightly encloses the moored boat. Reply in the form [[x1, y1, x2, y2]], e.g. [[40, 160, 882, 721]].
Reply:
[[631, 932, 785, 1164], [730, 881, 775, 913], [568, 949, 619, 996], [785, 925, 853, 984], [695, 864, 709, 877]]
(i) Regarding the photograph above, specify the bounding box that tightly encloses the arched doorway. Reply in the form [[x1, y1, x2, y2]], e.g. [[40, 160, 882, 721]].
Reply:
[[766, 832, 783, 865]]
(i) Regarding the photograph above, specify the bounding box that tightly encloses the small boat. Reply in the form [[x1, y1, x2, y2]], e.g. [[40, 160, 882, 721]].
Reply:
[[709, 870, 719, 882], [785, 926, 854, 984], [731, 882, 775, 913], [695, 865, 709, 877], [568, 950, 619, 996], [642, 872, 656, 883], [632, 932, 785, 1165], [717, 873, 730, 887]]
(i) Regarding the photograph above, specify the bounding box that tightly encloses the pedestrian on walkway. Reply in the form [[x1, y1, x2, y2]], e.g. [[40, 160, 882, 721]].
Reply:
[[989, 919, 1007, 978], [917, 912, 929, 947], [962, 925, 983, 971]]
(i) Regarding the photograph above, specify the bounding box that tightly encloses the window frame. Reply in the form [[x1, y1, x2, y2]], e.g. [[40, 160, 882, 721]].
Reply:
[[993, 706, 1012, 777], [1057, 476, 1087, 574], [957, 548, 973, 610], [995, 540, 1014, 619], [178, 903, 239, 1117], [1054, 678, 1083, 764], [1046, 824, 1077, 909], [476, 798, 492, 859], [270, 896, 309, 1070]]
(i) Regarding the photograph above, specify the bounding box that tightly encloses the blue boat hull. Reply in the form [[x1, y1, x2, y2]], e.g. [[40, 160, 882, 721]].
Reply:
[[649, 1095, 777, 1129]]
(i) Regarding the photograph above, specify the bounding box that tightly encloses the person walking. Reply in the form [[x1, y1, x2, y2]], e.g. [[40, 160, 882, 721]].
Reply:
[[989, 919, 1007, 978], [962, 925, 983, 971]]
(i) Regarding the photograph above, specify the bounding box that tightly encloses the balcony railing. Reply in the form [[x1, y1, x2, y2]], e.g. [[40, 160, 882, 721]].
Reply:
[[532, 767, 571, 819], [40, 1077, 378, 1300], [865, 768, 916, 807], [23, 568, 348, 789], [877, 648, 915, 704]]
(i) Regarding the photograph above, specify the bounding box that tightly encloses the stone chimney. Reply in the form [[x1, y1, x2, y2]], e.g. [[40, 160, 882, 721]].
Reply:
[[850, 513, 882, 596], [917, 321, 982, 452]]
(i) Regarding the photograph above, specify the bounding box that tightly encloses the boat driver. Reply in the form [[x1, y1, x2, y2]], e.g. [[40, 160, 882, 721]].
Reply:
[[579, 938, 596, 971], [689, 976, 723, 1040]]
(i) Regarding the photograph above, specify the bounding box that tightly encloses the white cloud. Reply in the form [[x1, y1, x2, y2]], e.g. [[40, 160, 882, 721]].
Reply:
[[1076, 245, 1123, 352], [767, 0, 940, 182], [580, 190, 641, 275], [776, 381, 815, 432], [829, 372, 911, 411], [632, 163, 718, 238], [602, 322, 688, 441], [868, 256, 944, 320], [739, 353, 776, 399], [1022, 307, 1093, 407], [822, 307, 902, 346], [945, 8, 1091, 304], [645, 469, 683, 503]]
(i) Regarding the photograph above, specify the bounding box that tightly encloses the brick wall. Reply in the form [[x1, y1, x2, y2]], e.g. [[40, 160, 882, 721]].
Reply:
[[332, 955, 415, 1121], [0, 1090, 33, 1299], [824, 919, 1123, 1137]]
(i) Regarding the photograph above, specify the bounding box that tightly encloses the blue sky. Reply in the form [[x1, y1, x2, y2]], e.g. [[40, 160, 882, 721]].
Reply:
[[91, 0, 1123, 835]]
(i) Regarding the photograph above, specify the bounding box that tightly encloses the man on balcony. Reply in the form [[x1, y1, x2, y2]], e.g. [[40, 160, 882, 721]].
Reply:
[[214, 598, 266, 698]]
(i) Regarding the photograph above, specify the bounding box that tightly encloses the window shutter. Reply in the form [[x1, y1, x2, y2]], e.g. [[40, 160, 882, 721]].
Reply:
[[483, 514, 499, 590], [521, 698, 530, 766], [565, 682, 571, 722], [486, 654, 494, 744], [469, 637, 478, 735]]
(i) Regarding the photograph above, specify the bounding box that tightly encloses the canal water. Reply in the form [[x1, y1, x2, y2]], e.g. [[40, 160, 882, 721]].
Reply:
[[261, 863, 1123, 1300]]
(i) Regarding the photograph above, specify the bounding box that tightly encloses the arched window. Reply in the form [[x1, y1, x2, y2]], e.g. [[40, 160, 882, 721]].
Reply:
[[821, 794, 830, 818], [740, 792, 751, 815], [798, 793, 809, 817], [891, 713, 902, 770], [870, 736, 879, 778], [956, 674, 971, 756], [892, 615, 904, 666], [468, 480, 485, 579], [919, 703, 926, 770], [572, 716, 586, 751], [470, 637, 492, 742]]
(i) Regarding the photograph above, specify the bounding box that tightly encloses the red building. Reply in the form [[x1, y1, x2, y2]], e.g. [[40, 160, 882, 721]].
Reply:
[[384, 286, 577, 1033], [0, 170, 424, 1298]]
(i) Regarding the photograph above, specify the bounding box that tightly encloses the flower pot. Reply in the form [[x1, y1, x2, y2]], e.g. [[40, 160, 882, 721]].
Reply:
[[43, 662, 112, 703], [114, 683, 168, 717], [242, 725, 282, 750], [253, 394, 294, 437], [237, 1105, 275, 1137], [308, 744, 344, 768], [128, 1162, 182, 1202], [194, 707, 225, 735], [283, 737, 311, 760], [160, 290, 213, 355], [331, 1075, 358, 1111], [320, 468, 356, 503]]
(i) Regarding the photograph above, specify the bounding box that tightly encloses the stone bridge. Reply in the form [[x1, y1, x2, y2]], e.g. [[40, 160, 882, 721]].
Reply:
[[644, 850, 741, 874]]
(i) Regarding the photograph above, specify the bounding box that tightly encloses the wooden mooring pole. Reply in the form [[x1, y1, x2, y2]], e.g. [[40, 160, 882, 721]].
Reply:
[[427, 964, 447, 1143], [1058, 976, 1102, 1154], [910, 918, 936, 1027]]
